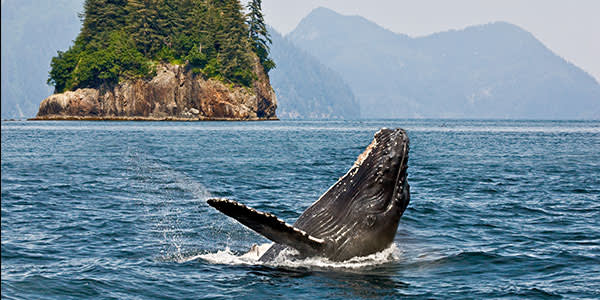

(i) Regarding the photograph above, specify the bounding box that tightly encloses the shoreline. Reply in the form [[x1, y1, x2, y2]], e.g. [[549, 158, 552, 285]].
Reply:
[[27, 115, 279, 121]]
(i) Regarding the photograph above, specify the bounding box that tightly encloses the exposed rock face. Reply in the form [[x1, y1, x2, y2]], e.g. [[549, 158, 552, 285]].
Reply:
[[34, 62, 277, 120]]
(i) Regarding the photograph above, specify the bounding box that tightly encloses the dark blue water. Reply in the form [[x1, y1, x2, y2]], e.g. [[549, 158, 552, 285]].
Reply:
[[2, 120, 599, 299]]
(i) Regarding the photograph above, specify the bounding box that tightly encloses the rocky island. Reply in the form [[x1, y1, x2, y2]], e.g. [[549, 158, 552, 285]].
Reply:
[[34, 61, 277, 121], [33, 0, 277, 121]]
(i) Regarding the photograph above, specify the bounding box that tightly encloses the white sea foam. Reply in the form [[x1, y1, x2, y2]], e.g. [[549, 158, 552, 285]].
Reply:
[[196, 243, 402, 270]]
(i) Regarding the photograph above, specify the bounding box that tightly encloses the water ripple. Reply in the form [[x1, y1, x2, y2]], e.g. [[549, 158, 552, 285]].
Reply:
[[2, 120, 600, 299]]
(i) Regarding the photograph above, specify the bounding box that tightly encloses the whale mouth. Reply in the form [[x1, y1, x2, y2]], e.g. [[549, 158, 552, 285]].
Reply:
[[378, 128, 409, 214], [389, 140, 409, 213]]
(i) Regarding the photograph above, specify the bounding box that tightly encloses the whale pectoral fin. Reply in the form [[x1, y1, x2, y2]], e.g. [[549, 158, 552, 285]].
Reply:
[[207, 198, 325, 256]]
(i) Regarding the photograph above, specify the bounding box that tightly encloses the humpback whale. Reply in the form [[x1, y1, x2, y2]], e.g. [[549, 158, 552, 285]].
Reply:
[[207, 128, 410, 262]]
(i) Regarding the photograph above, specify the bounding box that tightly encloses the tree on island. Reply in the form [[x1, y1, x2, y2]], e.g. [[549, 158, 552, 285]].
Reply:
[[246, 0, 275, 73], [47, 0, 275, 93]]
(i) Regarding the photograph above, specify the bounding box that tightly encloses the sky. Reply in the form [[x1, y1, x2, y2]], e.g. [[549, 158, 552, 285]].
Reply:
[[255, 0, 600, 82]]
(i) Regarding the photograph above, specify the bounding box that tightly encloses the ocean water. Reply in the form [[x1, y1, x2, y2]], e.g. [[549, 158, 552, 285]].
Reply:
[[2, 119, 599, 299]]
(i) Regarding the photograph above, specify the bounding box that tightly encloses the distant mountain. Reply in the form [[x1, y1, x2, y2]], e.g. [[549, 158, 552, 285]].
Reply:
[[1, 0, 82, 119], [269, 27, 359, 119], [288, 7, 600, 119]]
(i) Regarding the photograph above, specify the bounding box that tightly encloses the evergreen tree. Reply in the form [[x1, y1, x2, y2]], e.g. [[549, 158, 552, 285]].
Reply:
[[78, 0, 128, 46], [219, 0, 253, 84], [246, 0, 275, 73], [155, 0, 183, 49], [126, 0, 162, 57]]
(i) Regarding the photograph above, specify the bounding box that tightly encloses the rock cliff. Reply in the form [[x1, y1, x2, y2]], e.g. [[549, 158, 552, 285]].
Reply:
[[33, 61, 277, 121]]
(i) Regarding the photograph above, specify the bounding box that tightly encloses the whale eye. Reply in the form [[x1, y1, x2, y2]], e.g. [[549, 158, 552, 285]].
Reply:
[[365, 215, 376, 227]]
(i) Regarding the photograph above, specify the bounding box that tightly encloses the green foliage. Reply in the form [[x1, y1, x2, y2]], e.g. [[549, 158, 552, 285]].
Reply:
[[156, 46, 176, 63], [48, 31, 149, 91], [262, 57, 276, 73], [202, 58, 221, 78], [186, 45, 207, 67], [191, 67, 203, 75], [232, 68, 255, 87], [173, 34, 196, 57], [47, 45, 82, 93], [48, 0, 273, 92], [73, 31, 149, 88]]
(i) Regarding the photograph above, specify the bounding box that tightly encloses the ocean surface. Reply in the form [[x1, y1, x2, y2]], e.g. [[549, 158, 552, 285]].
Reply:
[[2, 119, 599, 299]]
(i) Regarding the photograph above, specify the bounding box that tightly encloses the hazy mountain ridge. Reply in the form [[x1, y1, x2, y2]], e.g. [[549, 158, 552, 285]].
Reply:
[[288, 7, 600, 119], [269, 27, 359, 119]]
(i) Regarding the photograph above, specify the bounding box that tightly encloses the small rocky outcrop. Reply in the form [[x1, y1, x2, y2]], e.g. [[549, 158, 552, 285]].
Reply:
[[33, 61, 277, 121]]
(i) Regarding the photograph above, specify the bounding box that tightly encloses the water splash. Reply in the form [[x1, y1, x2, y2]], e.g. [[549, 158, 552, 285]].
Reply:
[[126, 151, 212, 261], [196, 243, 402, 270]]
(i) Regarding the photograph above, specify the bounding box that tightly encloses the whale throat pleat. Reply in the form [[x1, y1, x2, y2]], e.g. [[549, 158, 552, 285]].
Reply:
[[207, 198, 326, 256]]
